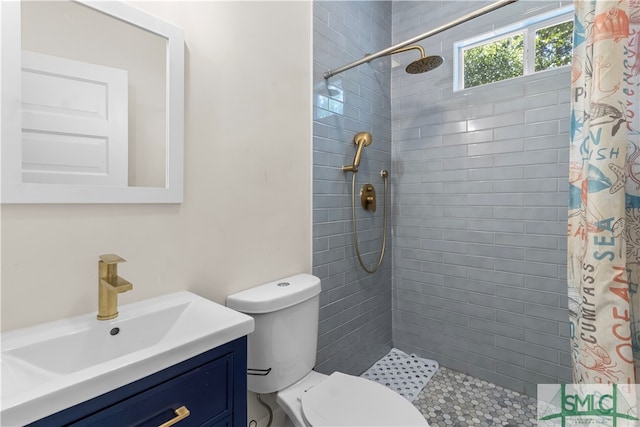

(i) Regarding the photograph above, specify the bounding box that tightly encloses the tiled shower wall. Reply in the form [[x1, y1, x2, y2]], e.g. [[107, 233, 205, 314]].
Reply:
[[313, 1, 394, 375], [391, 1, 573, 396]]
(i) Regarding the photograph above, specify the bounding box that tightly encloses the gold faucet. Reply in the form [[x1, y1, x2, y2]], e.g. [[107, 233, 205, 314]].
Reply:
[[97, 254, 133, 320]]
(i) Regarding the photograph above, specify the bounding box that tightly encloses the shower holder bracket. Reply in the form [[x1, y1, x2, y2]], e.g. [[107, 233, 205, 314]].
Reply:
[[360, 183, 376, 212]]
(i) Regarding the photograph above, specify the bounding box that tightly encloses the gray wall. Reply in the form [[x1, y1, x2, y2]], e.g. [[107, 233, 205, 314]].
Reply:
[[391, 0, 573, 396], [313, 1, 394, 375]]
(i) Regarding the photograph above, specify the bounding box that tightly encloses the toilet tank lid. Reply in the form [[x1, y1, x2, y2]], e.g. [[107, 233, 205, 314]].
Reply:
[[226, 274, 321, 314]]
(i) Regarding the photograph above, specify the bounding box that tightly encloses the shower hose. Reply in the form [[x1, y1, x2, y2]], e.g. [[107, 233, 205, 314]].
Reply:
[[350, 170, 388, 274]]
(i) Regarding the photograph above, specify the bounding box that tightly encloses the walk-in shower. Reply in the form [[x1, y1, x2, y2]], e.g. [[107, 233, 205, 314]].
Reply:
[[313, 0, 564, 401]]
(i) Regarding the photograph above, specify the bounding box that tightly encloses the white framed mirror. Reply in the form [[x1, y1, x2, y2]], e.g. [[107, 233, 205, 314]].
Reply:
[[1, 1, 184, 203]]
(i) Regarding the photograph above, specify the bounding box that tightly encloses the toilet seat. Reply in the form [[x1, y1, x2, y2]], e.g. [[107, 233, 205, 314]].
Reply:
[[300, 372, 429, 426]]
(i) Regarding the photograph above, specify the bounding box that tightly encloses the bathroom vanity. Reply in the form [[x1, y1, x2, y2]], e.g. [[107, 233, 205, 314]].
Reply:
[[28, 337, 247, 427], [1, 292, 254, 426]]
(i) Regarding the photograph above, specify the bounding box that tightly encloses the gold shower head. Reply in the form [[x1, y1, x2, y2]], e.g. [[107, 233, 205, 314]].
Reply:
[[388, 45, 444, 74]]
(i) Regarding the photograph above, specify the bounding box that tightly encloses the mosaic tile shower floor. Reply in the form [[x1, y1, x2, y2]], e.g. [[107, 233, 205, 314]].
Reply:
[[413, 367, 538, 426]]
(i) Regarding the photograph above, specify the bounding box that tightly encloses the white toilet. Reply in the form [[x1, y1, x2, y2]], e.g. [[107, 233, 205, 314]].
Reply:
[[227, 274, 429, 427]]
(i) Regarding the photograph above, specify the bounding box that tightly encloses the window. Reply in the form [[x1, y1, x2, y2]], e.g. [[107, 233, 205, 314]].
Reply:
[[454, 6, 573, 91]]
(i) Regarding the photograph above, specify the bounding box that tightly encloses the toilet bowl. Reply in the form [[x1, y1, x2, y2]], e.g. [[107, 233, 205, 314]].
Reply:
[[277, 371, 428, 427], [227, 274, 429, 427]]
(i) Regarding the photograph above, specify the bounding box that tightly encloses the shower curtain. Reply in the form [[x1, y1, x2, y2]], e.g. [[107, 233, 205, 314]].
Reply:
[[568, 0, 640, 384]]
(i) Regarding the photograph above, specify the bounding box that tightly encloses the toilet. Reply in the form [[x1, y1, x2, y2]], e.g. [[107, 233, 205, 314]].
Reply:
[[227, 274, 429, 427]]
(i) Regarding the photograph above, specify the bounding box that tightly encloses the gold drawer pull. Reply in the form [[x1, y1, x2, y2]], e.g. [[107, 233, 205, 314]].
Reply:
[[158, 406, 190, 427]]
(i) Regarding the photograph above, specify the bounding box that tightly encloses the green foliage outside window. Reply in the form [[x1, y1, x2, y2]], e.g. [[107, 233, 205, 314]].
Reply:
[[462, 20, 573, 89], [463, 34, 524, 88], [535, 21, 573, 71]]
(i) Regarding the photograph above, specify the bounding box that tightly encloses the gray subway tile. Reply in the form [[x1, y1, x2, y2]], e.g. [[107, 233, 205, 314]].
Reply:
[[496, 361, 557, 384], [421, 238, 468, 254], [493, 179, 558, 193], [525, 248, 566, 264], [468, 268, 525, 287], [524, 134, 570, 151], [468, 111, 525, 132], [442, 206, 493, 219], [525, 330, 571, 352], [525, 163, 569, 178], [468, 293, 524, 314], [526, 276, 567, 293], [494, 207, 558, 221], [467, 193, 524, 207], [525, 221, 566, 236], [443, 129, 494, 146], [524, 192, 569, 207], [525, 104, 571, 124], [467, 219, 524, 233], [444, 322, 496, 345], [495, 233, 558, 249], [444, 230, 494, 244], [442, 155, 494, 170], [447, 347, 496, 372], [494, 92, 558, 115], [495, 284, 558, 307], [422, 283, 468, 301], [495, 310, 558, 335], [469, 166, 524, 181], [494, 150, 558, 167], [496, 336, 558, 364], [444, 276, 494, 295], [469, 319, 525, 340], [468, 140, 524, 156], [444, 253, 495, 270], [495, 259, 559, 278], [525, 356, 572, 380], [526, 304, 569, 323], [442, 298, 496, 321], [470, 342, 526, 367]]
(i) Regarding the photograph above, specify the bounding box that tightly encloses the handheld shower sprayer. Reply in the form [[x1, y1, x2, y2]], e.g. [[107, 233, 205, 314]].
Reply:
[[342, 132, 373, 173], [341, 131, 389, 274]]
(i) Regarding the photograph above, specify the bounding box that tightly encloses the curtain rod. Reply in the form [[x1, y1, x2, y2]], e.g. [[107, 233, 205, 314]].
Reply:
[[323, 0, 518, 80]]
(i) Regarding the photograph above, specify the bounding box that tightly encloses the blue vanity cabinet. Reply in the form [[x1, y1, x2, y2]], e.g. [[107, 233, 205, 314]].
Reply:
[[28, 337, 247, 427]]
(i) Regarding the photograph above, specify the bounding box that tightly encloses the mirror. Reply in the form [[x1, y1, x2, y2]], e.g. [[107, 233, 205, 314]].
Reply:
[[1, 1, 184, 203]]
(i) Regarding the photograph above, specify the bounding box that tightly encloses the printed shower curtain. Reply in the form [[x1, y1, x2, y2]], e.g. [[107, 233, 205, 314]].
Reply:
[[568, 0, 640, 384]]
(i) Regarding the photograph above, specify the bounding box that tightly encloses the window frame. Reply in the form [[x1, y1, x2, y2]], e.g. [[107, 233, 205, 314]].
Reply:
[[453, 5, 574, 91]]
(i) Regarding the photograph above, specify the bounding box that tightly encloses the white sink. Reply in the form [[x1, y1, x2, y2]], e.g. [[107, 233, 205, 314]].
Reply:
[[1, 291, 254, 426]]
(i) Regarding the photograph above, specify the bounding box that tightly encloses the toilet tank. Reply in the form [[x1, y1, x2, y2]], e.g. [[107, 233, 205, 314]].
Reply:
[[226, 274, 321, 394]]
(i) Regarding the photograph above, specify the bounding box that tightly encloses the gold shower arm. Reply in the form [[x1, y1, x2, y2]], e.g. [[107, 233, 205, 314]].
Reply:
[[385, 45, 426, 59]]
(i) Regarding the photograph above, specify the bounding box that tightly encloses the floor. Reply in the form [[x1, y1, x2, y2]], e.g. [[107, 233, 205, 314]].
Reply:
[[413, 367, 538, 427]]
